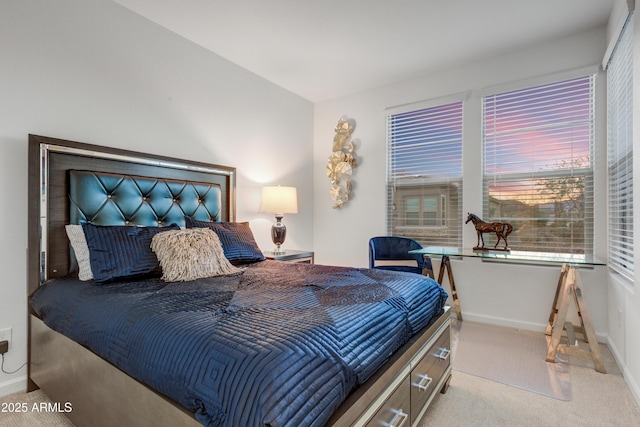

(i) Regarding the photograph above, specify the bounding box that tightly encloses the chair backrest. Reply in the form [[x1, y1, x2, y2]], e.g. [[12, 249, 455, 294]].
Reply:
[[368, 236, 425, 274]]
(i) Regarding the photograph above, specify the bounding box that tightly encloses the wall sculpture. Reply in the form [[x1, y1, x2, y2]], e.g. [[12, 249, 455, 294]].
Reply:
[[326, 116, 358, 208]]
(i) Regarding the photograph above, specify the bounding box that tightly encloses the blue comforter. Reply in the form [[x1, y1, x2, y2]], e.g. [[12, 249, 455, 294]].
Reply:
[[30, 260, 447, 427]]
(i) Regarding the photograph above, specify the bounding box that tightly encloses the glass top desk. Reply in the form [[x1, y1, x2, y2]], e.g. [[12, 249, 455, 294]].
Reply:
[[409, 246, 607, 372], [410, 246, 604, 265]]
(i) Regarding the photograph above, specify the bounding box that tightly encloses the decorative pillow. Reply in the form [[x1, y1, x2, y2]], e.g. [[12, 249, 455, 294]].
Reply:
[[151, 228, 241, 282], [82, 223, 180, 284], [185, 217, 265, 265], [65, 224, 93, 281]]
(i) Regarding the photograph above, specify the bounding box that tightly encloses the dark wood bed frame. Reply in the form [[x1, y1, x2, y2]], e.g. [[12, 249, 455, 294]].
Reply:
[[27, 134, 451, 427]]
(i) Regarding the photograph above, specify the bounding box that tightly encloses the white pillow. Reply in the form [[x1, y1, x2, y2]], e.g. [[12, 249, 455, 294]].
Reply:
[[151, 227, 241, 282], [65, 224, 93, 281]]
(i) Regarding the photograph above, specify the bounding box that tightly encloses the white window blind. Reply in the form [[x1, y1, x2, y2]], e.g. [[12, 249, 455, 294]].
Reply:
[[386, 101, 463, 247], [482, 75, 595, 254], [607, 15, 634, 279]]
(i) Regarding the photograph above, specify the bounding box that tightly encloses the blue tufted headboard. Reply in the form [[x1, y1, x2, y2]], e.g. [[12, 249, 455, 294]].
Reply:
[[27, 134, 236, 292], [69, 170, 222, 227]]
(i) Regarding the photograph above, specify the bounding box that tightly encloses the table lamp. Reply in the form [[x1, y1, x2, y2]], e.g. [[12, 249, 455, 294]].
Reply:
[[260, 186, 298, 253]]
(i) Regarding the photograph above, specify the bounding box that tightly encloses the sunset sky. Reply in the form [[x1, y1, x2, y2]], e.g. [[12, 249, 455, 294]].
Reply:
[[390, 76, 592, 206]]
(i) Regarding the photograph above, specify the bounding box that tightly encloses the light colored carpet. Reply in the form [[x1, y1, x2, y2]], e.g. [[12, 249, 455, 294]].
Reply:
[[451, 320, 572, 400], [2, 322, 639, 426], [421, 340, 640, 427], [0, 390, 73, 427]]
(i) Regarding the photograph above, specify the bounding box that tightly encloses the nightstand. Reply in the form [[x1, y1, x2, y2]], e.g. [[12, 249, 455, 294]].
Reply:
[[263, 249, 314, 264]]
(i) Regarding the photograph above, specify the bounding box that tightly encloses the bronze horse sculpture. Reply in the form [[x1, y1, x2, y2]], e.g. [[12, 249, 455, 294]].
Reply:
[[465, 213, 513, 251]]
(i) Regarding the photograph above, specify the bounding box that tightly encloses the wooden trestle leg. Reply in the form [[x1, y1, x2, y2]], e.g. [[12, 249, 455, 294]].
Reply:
[[421, 255, 435, 279], [546, 264, 569, 336], [436, 255, 462, 321], [545, 264, 605, 373], [421, 255, 462, 320]]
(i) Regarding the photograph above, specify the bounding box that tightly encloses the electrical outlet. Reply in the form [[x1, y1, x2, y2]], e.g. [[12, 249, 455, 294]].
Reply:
[[0, 328, 12, 350]]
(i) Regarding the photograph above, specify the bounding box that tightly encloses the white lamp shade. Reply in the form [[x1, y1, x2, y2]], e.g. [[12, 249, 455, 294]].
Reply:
[[260, 186, 298, 214]]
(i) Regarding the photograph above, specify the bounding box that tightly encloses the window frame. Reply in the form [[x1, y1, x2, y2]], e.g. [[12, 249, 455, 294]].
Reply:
[[480, 74, 596, 255], [607, 14, 634, 280], [385, 95, 465, 248]]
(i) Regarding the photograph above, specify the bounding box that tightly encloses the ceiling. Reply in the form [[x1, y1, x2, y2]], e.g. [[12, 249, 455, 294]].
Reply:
[[111, 0, 614, 103]]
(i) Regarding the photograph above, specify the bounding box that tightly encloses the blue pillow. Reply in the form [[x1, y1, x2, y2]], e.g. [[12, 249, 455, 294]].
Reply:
[[82, 223, 179, 283], [185, 217, 265, 265]]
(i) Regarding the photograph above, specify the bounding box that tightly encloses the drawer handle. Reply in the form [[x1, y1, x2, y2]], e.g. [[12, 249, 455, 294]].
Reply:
[[413, 374, 433, 392], [435, 347, 451, 361], [389, 410, 409, 427]]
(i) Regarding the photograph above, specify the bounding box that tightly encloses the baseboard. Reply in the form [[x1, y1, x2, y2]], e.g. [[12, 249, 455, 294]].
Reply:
[[622, 363, 640, 408], [607, 337, 640, 408], [461, 312, 546, 332], [0, 375, 27, 398], [463, 312, 609, 343]]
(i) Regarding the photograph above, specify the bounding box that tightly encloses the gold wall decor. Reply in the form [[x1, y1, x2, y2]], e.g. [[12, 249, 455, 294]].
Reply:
[[326, 116, 358, 208]]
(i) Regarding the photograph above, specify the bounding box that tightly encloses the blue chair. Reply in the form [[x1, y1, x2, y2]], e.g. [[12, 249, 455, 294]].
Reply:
[[368, 236, 427, 275]]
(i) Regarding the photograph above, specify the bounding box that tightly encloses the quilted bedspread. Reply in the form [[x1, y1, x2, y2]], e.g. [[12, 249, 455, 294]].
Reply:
[[30, 260, 447, 427]]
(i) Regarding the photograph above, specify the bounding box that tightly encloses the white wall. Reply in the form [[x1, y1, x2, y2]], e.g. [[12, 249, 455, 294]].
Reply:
[[0, 0, 313, 396], [313, 28, 609, 337]]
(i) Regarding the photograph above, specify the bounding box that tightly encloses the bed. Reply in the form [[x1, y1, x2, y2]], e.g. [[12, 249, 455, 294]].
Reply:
[[27, 134, 452, 427]]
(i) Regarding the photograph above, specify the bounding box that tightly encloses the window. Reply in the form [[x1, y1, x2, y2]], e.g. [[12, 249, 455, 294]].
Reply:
[[386, 101, 463, 247], [607, 16, 634, 279], [482, 75, 595, 254], [422, 196, 437, 225], [404, 195, 441, 226]]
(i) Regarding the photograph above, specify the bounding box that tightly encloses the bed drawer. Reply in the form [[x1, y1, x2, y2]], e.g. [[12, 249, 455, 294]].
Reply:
[[325, 308, 451, 427], [365, 376, 410, 427], [410, 325, 451, 424]]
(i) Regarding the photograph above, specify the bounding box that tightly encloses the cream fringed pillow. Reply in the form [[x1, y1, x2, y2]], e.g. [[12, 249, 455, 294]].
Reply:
[[65, 224, 93, 281], [151, 228, 241, 282]]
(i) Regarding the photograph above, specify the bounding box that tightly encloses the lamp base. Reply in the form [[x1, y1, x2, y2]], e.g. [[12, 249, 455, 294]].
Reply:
[[271, 214, 287, 254]]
